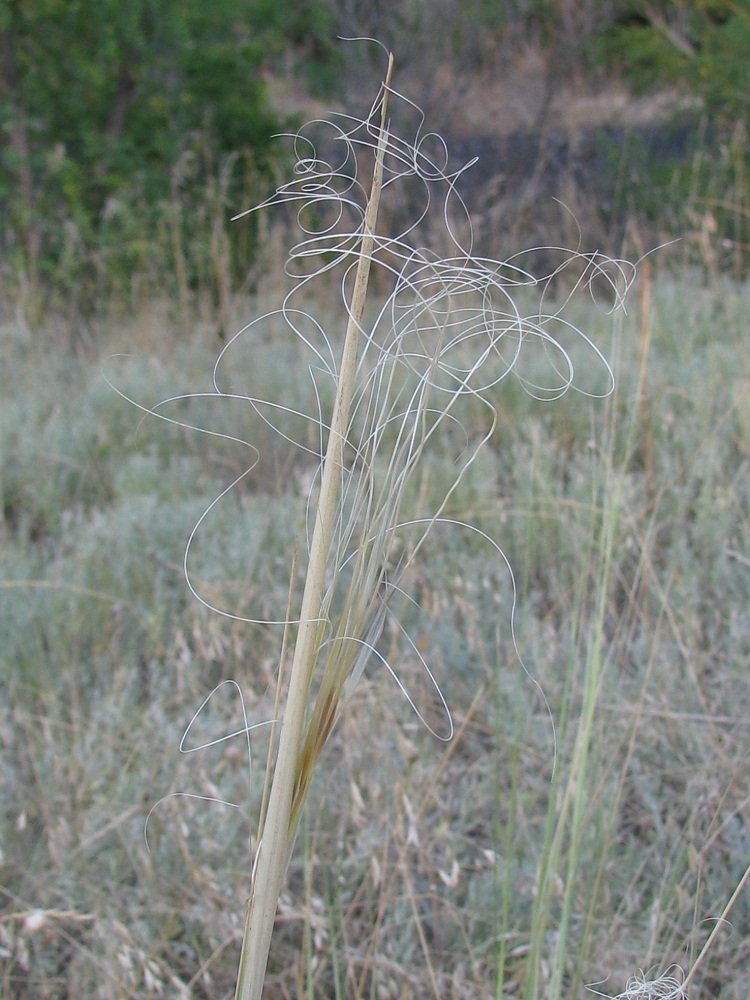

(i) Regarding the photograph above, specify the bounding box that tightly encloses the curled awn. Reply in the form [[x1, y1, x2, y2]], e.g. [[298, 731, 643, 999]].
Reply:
[[114, 47, 644, 999]]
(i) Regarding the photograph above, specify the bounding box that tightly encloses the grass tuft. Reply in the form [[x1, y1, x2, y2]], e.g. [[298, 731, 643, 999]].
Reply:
[[2, 45, 750, 1000]]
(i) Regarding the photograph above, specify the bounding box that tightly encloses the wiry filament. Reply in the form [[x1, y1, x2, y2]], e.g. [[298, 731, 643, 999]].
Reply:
[[114, 56, 640, 825]]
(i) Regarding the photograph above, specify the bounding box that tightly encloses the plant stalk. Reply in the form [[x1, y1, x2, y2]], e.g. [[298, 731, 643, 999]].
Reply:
[[234, 54, 393, 1000]]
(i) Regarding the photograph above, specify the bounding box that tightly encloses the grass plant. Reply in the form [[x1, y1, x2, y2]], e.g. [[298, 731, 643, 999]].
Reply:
[[1, 48, 750, 1000]]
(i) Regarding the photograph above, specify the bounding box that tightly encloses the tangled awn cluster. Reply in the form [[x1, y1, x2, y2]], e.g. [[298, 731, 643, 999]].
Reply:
[[118, 49, 644, 999]]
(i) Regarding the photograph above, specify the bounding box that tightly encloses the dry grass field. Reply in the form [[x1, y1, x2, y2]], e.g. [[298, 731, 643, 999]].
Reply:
[[3, 23, 750, 994], [1, 261, 749, 997]]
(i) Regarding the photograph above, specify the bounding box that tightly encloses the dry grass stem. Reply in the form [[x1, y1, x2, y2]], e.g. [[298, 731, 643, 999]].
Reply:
[[234, 55, 394, 1000], [65, 40, 750, 1000]]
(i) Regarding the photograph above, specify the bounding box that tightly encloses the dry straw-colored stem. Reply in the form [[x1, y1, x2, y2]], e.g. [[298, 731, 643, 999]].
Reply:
[[682, 858, 750, 994], [234, 54, 394, 1000]]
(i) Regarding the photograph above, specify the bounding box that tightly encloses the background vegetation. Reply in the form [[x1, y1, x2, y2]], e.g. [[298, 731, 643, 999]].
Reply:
[[0, 0, 335, 323], [2, 273, 749, 996], [2, 0, 749, 324], [1, 1, 749, 997]]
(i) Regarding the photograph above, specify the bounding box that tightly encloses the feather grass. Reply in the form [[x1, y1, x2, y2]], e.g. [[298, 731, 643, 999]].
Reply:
[[105, 46, 699, 999], [234, 54, 395, 1000], [228, 48, 637, 995]]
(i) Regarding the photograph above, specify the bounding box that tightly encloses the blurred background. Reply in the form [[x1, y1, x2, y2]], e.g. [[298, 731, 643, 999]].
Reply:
[[1, 0, 748, 331], [2, 4, 750, 999]]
